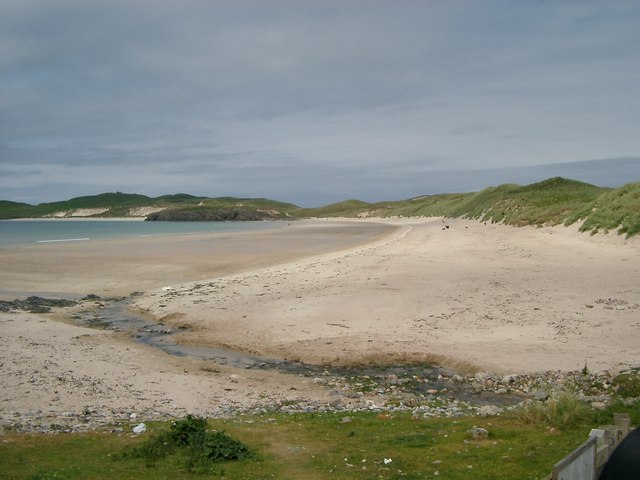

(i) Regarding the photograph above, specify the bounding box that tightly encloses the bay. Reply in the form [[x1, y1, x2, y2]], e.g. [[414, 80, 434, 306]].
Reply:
[[0, 219, 280, 247]]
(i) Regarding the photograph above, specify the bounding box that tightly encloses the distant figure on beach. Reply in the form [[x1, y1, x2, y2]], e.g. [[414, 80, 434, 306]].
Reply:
[[598, 428, 640, 480]]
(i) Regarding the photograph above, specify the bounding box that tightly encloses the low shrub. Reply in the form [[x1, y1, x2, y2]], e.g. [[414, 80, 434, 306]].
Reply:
[[118, 415, 252, 471]]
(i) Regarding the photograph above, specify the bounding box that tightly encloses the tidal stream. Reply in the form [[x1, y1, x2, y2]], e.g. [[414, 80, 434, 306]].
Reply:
[[71, 297, 526, 407]]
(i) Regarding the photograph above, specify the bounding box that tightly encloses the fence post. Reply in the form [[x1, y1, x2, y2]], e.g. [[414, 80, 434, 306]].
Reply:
[[552, 435, 597, 480], [614, 413, 631, 436]]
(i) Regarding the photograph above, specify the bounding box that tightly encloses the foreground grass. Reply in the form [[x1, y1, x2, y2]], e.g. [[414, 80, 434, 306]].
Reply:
[[2, 402, 638, 480]]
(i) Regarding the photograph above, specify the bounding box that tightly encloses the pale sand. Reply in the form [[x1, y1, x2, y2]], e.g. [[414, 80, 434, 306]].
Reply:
[[135, 218, 640, 374], [1, 218, 639, 418]]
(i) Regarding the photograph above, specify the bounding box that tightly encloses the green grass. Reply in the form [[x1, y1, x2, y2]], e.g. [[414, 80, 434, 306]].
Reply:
[[2, 403, 638, 480], [611, 369, 640, 398], [567, 181, 640, 237]]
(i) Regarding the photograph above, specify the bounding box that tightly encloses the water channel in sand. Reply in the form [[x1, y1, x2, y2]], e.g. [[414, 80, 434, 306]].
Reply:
[[72, 297, 527, 407]]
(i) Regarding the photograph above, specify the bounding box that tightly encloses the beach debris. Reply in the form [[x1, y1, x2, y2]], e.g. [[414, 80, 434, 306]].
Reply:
[[132, 423, 147, 434]]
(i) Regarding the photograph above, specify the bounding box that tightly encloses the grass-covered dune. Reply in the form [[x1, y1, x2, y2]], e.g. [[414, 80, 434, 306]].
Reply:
[[1, 177, 639, 237], [301, 177, 640, 238]]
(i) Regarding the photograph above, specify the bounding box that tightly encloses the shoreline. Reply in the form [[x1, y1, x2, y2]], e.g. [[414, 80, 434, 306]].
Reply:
[[1, 217, 639, 431], [0, 219, 396, 299], [1, 217, 146, 221]]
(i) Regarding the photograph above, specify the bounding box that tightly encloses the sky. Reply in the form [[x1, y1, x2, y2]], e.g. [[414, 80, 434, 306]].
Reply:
[[1, 1, 639, 207]]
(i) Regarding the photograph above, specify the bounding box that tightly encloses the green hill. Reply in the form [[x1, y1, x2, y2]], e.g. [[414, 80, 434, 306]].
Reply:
[[1, 178, 639, 237], [292, 177, 639, 237], [0, 193, 300, 220]]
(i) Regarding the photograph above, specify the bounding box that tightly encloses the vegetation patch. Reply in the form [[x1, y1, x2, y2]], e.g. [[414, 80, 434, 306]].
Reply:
[[116, 415, 252, 472], [612, 369, 640, 399], [516, 393, 591, 428], [3, 404, 640, 479]]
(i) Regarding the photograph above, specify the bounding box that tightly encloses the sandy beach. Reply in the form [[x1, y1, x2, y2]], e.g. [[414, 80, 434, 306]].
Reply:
[[1, 217, 639, 427], [134, 217, 640, 373]]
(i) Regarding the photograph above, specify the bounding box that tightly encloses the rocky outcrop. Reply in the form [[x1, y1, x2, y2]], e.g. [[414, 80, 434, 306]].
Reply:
[[0, 296, 77, 313], [145, 208, 281, 222]]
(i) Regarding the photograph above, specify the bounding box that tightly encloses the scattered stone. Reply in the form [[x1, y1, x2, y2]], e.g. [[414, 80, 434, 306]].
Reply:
[[340, 416, 352, 424], [403, 397, 419, 408], [533, 390, 549, 401], [132, 423, 147, 434], [470, 427, 489, 440], [478, 405, 500, 417], [229, 374, 241, 383], [474, 372, 493, 383]]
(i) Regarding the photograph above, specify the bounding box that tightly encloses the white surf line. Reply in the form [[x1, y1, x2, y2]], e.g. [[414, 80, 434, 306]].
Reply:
[[35, 237, 91, 243]]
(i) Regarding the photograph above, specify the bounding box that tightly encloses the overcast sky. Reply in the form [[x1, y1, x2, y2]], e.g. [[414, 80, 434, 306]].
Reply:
[[1, 1, 639, 206]]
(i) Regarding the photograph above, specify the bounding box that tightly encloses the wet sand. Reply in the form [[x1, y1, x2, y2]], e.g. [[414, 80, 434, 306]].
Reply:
[[0, 219, 395, 299]]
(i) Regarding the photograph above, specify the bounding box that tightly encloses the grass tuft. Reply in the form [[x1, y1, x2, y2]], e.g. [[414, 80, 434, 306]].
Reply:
[[516, 393, 591, 428]]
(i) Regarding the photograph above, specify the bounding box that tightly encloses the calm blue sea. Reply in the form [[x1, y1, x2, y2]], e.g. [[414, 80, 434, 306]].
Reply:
[[0, 220, 280, 247]]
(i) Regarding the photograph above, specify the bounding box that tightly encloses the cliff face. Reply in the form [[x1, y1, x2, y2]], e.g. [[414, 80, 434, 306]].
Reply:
[[145, 208, 281, 222]]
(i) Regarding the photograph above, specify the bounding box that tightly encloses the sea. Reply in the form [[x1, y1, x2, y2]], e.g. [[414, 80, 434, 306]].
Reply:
[[0, 219, 281, 247]]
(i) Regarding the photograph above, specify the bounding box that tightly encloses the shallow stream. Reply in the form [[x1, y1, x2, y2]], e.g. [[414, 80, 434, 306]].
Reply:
[[73, 297, 526, 407]]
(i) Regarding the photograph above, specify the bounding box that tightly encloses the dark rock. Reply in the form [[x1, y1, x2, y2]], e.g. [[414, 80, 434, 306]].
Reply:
[[145, 208, 281, 222], [0, 296, 77, 313]]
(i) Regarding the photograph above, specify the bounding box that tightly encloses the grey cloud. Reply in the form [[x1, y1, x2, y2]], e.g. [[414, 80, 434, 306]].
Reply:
[[1, 1, 639, 205]]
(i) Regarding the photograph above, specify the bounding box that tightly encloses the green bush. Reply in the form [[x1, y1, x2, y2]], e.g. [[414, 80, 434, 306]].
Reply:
[[119, 415, 252, 471]]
